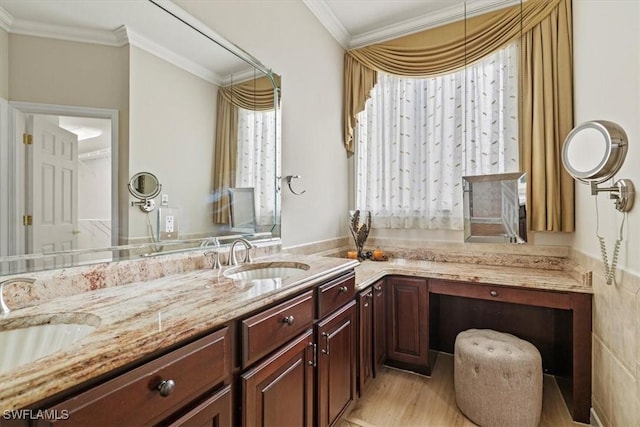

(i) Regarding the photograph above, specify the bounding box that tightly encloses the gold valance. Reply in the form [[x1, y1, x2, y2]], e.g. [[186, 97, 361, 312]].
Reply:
[[212, 74, 280, 223], [343, 0, 574, 232]]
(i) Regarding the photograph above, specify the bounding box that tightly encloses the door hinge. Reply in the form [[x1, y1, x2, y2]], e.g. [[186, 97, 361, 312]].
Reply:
[[23, 133, 33, 145], [23, 215, 33, 226]]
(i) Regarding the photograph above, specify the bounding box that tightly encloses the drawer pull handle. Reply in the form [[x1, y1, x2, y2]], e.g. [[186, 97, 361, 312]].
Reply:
[[322, 332, 330, 355], [156, 379, 176, 397], [490, 290, 498, 297], [374, 285, 382, 291], [339, 286, 348, 294], [282, 315, 295, 325]]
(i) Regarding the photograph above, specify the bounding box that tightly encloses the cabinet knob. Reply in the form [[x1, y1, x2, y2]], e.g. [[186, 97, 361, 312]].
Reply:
[[282, 315, 295, 325], [339, 286, 348, 294], [156, 379, 175, 397], [374, 285, 382, 291], [490, 290, 498, 297]]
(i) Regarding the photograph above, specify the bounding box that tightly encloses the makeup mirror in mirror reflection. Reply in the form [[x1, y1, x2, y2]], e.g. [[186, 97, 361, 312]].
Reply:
[[463, 172, 527, 244]]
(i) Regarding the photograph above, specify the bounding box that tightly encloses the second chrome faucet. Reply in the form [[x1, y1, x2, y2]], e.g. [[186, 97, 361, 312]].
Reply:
[[205, 238, 254, 269]]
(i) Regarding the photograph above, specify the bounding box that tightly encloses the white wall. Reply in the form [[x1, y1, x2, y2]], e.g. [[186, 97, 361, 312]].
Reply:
[[573, 1, 640, 426], [128, 46, 218, 242], [174, 0, 348, 248]]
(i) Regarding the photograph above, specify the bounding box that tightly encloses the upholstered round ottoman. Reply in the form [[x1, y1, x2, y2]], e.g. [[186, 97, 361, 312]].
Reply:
[[454, 329, 542, 427]]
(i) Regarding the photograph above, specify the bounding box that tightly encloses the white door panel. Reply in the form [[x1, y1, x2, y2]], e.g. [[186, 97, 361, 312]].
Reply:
[[27, 116, 79, 260]]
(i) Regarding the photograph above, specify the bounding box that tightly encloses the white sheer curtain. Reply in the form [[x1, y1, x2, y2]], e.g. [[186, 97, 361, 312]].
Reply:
[[355, 42, 519, 230], [236, 107, 280, 227]]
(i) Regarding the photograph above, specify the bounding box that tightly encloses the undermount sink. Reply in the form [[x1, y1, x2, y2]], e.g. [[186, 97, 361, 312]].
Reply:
[[224, 262, 310, 281], [0, 312, 100, 374]]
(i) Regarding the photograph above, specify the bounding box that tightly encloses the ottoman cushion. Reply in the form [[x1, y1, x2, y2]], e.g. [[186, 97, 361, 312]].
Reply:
[[454, 329, 543, 427]]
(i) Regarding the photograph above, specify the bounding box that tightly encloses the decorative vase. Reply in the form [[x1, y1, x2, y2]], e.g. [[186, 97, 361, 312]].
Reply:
[[348, 210, 371, 260]]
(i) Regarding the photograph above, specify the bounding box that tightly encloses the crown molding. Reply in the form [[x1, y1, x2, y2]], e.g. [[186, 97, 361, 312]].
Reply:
[[1, 8, 222, 86], [123, 26, 222, 85], [7, 17, 123, 47], [302, 0, 351, 49], [304, 0, 521, 50]]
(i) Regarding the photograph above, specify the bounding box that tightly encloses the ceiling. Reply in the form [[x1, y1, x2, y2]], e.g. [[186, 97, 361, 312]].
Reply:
[[0, 0, 254, 84], [302, 0, 520, 49]]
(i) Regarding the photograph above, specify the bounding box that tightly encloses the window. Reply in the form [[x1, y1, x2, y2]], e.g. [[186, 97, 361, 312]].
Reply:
[[236, 107, 280, 228], [355, 43, 519, 230]]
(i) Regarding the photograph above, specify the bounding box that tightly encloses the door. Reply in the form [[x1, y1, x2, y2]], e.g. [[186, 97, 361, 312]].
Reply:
[[168, 385, 232, 427], [386, 276, 429, 374], [26, 115, 79, 264], [316, 300, 356, 427], [241, 330, 314, 427]]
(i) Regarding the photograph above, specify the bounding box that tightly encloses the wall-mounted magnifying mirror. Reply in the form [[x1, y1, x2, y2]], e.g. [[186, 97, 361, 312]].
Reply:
[[463, 172, 527, 244], [129, 172, 162, 212], [228, 187, 257, 233], [562, 120, 634, 212]]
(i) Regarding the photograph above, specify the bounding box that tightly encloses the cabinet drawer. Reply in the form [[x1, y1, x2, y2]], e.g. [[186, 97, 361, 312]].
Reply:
[[317, 272, 356, 319], [242, 290, 314, 368], [44, 327, 230, 426], [429, 279, 572, 310]]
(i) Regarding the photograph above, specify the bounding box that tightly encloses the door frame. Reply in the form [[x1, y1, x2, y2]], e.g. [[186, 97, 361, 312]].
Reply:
[[9, 101, 119, 248]]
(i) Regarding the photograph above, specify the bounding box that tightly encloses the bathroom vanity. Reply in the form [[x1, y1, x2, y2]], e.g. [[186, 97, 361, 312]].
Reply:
[[0, 251, 592, 426]]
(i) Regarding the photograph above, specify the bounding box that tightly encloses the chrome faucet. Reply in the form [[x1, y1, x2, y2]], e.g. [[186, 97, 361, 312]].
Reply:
[[1, 277, 36, 315], [228, 238, 254, 266]]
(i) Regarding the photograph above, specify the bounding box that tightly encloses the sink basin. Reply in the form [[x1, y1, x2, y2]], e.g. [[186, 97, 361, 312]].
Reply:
[[224, 262, 310, 281], [0, 312, 100, 373]]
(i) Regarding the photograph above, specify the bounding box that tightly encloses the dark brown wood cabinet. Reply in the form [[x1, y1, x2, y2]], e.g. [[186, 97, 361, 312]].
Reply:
[[40, 327, 232, 427], [372, 279, 386, 375], [239, 270, 357, 427], [241, 330, 314, 427], [385, 276, 429, 375], [168, 384, 232, 427], [316, 300, 357, 427], [357, 287, 373, 395]]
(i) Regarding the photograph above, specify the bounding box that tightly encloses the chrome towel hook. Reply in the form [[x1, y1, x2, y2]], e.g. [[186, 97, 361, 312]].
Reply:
[[285, 175, 306, 195]]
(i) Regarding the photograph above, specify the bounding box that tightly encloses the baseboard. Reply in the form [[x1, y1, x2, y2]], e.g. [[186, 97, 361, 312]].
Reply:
[[590, 407, 603, 427]]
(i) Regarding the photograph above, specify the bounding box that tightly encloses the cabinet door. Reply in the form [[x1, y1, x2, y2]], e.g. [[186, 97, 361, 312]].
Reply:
[[241, 330, 314, 427], [372, 279, 386, 375], [358, 288, 373, 395], [168, 384, 232, 427], [317, 300, 356, 427], [386, 277, 429, 374]]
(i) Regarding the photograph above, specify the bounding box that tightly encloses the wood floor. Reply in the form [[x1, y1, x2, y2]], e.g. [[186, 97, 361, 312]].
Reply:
[[341, 353, 587, 427]]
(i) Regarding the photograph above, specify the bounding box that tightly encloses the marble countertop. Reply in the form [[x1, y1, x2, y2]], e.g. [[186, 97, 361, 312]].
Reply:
[[0, 253, 358, 411], [0, 251, 591, 411], [353, 257, 593, 293]]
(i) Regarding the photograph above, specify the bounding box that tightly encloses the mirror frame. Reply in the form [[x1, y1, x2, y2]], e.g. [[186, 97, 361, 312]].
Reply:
[[561, 120, 628, 184], [228, 187, 257, 234]]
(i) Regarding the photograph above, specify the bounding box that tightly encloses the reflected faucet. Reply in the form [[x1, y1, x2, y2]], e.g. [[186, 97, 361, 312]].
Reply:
[[228, 238, 254, 266], [1, 277, 36, 315], [200, 237, 220, 247], [203, 237, 222, 269]]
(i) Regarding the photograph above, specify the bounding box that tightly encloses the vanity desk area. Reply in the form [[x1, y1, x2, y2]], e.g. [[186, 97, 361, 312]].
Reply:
[[352, 252, 593, 424]]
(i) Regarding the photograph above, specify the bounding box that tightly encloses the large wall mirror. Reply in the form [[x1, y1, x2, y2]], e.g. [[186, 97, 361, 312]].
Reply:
[[0, 0, 280, 274]]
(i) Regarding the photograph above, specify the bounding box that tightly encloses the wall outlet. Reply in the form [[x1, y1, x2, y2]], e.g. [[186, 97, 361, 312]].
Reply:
[[158, 207, 179, 240]]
